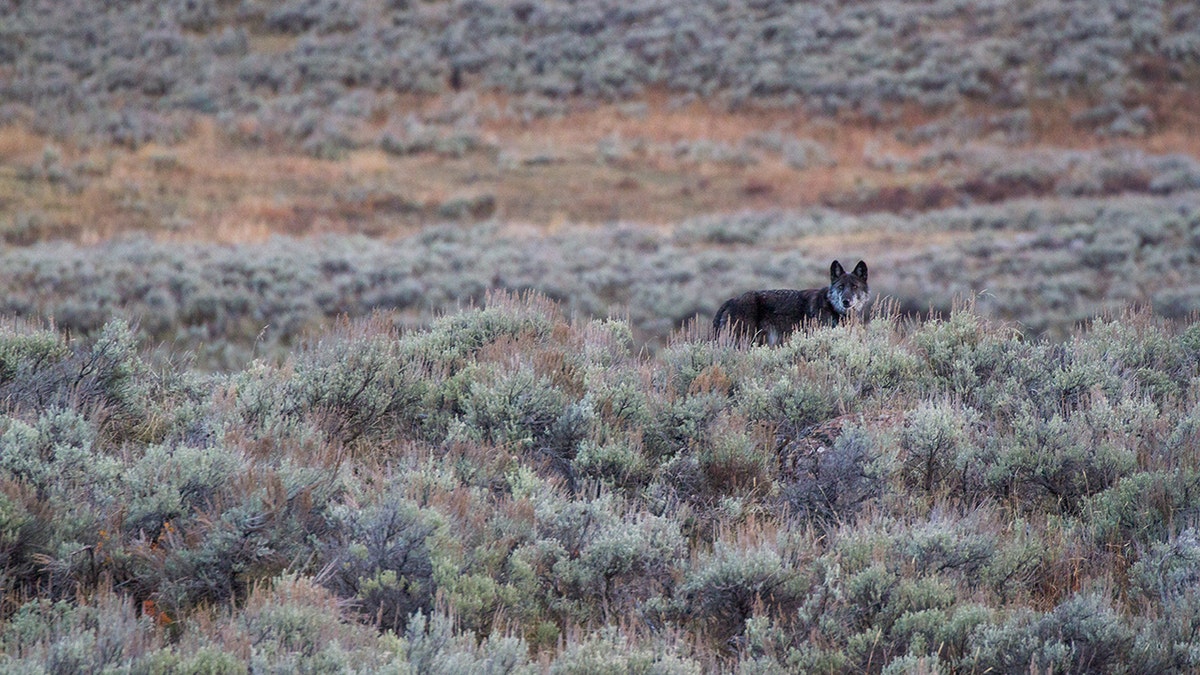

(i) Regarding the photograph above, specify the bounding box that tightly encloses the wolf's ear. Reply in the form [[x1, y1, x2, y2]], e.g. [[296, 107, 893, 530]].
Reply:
[[852, 260, 868, 282], [830, 260, 845, 282]]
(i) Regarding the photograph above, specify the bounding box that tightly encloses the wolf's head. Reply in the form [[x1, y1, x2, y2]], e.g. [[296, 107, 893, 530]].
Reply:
[[827, 260, 869, 315]]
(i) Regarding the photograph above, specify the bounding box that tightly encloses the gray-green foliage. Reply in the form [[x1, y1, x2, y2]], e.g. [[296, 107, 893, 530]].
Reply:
[[0, 320, 150, 434], [512, 491, 685, 627], [965, 592, 1137, 674], [3, 192, 1200, 371], [230, 315, 429, 446], [0, 294, 1198, 671], [7, 0, 1200, 146], [0, 592, 159, 675], [323, 494, 438, 632]]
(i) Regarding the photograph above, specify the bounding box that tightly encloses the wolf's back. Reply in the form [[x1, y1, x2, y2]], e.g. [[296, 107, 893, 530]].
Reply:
[[713, 292, 766, 339], [712, 297, 737, 335]]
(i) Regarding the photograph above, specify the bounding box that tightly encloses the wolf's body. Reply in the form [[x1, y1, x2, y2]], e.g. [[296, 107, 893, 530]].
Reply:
[[713, 260, 869, 345]]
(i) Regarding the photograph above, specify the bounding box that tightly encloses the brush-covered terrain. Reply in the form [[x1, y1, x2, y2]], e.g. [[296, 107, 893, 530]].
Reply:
[[0, 293, 1199, 672], [4, 0, 1200, 672], [4, 0, 1200, 372], [3, 192, 1200, 373]]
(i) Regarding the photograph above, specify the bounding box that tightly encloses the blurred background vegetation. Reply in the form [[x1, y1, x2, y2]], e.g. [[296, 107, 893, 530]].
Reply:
[[2, 0, 1200, 671], [3, 0, 1200, 368]]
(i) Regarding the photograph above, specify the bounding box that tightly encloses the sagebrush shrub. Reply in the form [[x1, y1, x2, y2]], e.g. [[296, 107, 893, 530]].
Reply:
[[548, 626, 701, 675], [678, 541, 808, 647], [573, 434, 654, 492], [965, 592, 1135, 674], [404, 609, 534, 675], [322, 494, 438, 632], [780, 426, 882, 525], [121, 443, 246, 542], [0, 321, 149, 440], [0, 320, 69, 384], [456, 365, 591, 488], [1087, 469, 1200, 549], [0, 590, 160, 674], [900, 401, 977, 496], [229, 315, 427, 447]]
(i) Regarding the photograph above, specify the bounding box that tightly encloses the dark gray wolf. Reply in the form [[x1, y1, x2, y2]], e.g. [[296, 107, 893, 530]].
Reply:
[[713, 260, 869, 345]]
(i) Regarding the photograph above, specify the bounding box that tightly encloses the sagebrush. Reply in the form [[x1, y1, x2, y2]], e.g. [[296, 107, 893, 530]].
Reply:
[[0, 294, 1197, 672]]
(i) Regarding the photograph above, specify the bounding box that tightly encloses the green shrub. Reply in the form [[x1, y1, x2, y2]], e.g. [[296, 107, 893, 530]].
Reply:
[[1083, 314, 1198, 402], [1162, 399, 1200, 469], [0, 407, 122, 599], [783, 319, 928, 399], [0, 320, 149, 440], [1127, 534, 1200, 674], [230, 315, 427, 446], [322, 494, 438, 632], [900, 401, 977, 496], [1088, 469, 1200, 550], [808, 561, 960, 668], [132, 647, 249, 675], [737, 371, 849, 432], [696, 413, 775, 497], [0, 407, 115, 504], [405, 293, 556, 367], [965, 592, 1135, 674], [895, 516, 997, 583], [403, 610, 534, 675], [678, 542, 808, 646], [573, 434, 654, 492], [912, 309, 994, 396], [564, 510, 681, 623], [506, 492, 684, 629], [581, 362, 653, 435], [788, 513, 1009, 670], [1130, 529, 1200, 608], [0, 320, 70, 384], [549, 626, 701, 675], [131, 462, 333, 617], [977, 517, 1052, 604], [290, 320, 428, 446], [0, 481, 48, 600], [235, 574, 394, 672], [456, 365, 592, 488], [977, 400, 1139, 513], [122, 444, 246, 542], [0, 590, 160, 674], [780, 427, 882, 525], [643, 392, 727, 465]]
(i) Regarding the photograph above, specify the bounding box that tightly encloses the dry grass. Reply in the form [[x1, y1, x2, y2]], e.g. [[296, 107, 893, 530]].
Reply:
[[0, 126, 45, 157], [3, 92, 1200, 245]]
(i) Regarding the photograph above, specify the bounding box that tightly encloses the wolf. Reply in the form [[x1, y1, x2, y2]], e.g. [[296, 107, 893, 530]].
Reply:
[[712, 260, 869, 345]]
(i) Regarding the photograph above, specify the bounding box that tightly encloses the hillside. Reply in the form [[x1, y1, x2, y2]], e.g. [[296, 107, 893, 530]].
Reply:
[[3, 1, 1200, 364], [6, 0, 1200, 238], [3, 1, 1200, 672], [0, 294, 1198, 672], [0, 192, 1197, 371]]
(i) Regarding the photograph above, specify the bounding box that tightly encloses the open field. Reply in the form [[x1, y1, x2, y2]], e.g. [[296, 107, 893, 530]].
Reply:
[[5, 91, 1200, 243], [4, 0, 1200, 672], [1, 191, 1199, 373], [5, 86, 1200, 370], [4, 0, 1200, 244]]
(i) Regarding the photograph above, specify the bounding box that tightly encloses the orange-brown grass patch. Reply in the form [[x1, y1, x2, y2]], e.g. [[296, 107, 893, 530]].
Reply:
[[0, 125, 45, 158], [6, 89, 1200, 245]]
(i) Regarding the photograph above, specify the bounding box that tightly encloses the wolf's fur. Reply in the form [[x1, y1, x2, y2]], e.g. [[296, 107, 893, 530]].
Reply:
[[713, 260, 869, 345]]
